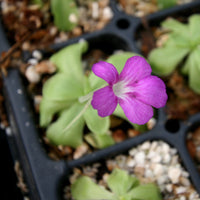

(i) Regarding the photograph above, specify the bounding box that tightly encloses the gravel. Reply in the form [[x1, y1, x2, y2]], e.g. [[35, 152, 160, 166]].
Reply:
[[66, 140, 200, 200]]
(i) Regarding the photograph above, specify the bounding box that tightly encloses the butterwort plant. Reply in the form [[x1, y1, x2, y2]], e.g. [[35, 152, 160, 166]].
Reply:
[[71, 168, 162, 200], [148, 14, 200, 94], [39, 40, 167, 149]]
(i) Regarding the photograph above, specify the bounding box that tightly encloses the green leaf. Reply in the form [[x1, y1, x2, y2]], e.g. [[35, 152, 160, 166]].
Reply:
[[50, 40, 88, 84], [50, 0, 78, 31], [84, 132, 115, 149], [84, 104, 110, 134], [89, 52, 137, 90], [128, 183, 162, 200], [106, 52, 138, 73], [165, 33, 190, 48], [71, 176, 115, 200], [187, 48, 200, 94], [46, 103, 85, 147], [42, 73, 84, 101], [31, 0, 43, 7], [107, 169, 139, 196], [157, 0, 176, 9], [189, 14, 200, 46], [148, 46, 189, 75], [162, 18, 188, 34], [39, 98, 73, 127]]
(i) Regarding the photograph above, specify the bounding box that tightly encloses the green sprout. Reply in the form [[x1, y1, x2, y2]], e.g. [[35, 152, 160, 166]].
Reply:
[[157, 0, 177, 10], [50, 0, 78, 31], [71, 168, 162, 200], [148, 14, 200, 94], [40, 40, 147, 148], [31, 0, 44, 7]]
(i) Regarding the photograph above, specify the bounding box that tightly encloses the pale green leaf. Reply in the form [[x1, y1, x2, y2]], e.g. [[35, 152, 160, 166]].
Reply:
[[42, 73, 84, 101], [50, 40, 88, 84], [31, 0, 43, 7], [189, 14, 200, 46], [106, 52, 138, 73], [46, 103, 85, 147], [71, 176, 115, 200], [157, 0, 176, 9], [83, 76, 92, 95], [84, 132, 115, 149], [128, 183, 162, 200], [50, 0, 78, 31], [84, 104, 110, 134], [148, 46, 189, 75], [107, 169, 139, 196], [39, 98, 73, 127], [188, 48, 200, 94], [162, 18, 188, 34], [165, 33, 190, 48]]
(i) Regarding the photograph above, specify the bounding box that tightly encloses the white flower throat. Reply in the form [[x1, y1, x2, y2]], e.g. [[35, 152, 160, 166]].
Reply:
[[113, 80, 132, 99]]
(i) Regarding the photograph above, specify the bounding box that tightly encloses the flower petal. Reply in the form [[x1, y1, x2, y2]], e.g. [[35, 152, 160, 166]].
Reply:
[[91, 86, 118, 117], [133, 76, 168, 108], [119, 97, 153, 125], [92, 61, 119, 85], [119, 56, 152, 84]]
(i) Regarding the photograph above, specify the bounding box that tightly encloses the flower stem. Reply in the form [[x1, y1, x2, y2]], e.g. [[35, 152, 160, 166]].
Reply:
[[62, 99, 91, 133], [78, 92, 93, 103]]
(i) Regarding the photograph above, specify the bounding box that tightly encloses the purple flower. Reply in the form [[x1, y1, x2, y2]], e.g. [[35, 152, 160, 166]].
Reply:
[[91, 56, 167, 125]]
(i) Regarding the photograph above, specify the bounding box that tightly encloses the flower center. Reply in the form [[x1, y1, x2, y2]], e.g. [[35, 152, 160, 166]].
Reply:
[[113, 81, 132, 99]]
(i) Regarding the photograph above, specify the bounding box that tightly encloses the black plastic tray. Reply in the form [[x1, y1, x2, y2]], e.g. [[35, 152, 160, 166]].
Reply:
[[1, 0, 200, 199]]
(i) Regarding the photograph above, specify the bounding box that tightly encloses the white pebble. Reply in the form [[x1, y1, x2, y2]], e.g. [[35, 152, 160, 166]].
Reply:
[[126, 158, 135, 167], [129, 148, 137, 156], [135, 151, 146, 165], [163, 153, 171, 164], [153, 163, 164, 176], [147, 118, 156, 130], [69, 13, 78, 23], [25, 66, 41, 83], [176, 186, 187, 194], [165, 184, 173, 192], [92, 2, 99, 19], [102, 7, 113, 20], [17, 89, 23, 95], [180, 176, 190, 186], [180, 196, 186, 200], [6, 127, 12, 136], [145, 169, 153, 178], [32, 50, 42, 61], [28, 58, 38, 65], [157, 175, 168, 185], [140, 141, 151, 150], [151, 154, 162, 163], [149, 141, 158, 151], [147, 150, 156, 160], [168, 167, 181, 184], [162, 142, 170, 153]]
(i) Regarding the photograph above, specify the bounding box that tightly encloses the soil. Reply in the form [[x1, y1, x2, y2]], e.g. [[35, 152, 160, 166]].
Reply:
[[117, 0, 196, 17], [0, 0, 200, 199]]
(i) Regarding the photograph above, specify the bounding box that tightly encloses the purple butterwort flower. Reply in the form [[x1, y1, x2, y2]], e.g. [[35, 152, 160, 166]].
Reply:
[[91, 56, 167, 125]]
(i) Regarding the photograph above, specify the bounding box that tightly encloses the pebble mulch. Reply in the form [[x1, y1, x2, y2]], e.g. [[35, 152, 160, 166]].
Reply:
[[65, 140, 200, 200], [117, 0, 196, 17], [0, 0, 113, 50]]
